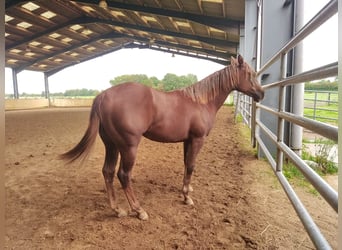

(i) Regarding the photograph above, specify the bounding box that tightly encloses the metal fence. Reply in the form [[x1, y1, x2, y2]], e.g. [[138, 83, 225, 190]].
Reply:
[[304, 90, 338, 123], [236, 1, 338, 249]]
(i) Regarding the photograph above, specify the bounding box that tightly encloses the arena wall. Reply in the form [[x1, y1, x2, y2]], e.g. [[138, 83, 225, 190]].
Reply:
[[5, 98, 93, 110]]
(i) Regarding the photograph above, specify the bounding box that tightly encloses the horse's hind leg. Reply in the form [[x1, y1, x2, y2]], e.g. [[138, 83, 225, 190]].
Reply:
[[100, 129, 127, 217], [117, 146, 148, 220]]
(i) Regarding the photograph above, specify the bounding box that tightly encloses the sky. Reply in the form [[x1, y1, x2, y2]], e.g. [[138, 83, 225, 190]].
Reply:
[[4, 0, 338, 95]]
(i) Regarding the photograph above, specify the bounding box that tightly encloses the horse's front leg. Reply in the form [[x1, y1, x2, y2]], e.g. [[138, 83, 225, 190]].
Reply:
[[183, 137, 204, 206]]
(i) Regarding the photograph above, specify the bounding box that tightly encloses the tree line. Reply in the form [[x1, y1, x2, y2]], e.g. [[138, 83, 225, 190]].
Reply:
[[109, 73, 198, 91], [305, 78, 338, 91], [5, 73, 199, 98], [10, 75, 337, 98]]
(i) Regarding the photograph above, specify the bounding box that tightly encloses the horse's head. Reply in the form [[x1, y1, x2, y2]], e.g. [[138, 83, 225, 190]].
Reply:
[[231, 55, 264, 102]]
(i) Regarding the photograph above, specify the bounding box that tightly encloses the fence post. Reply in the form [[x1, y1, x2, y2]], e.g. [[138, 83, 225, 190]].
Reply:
[[234, 91, 240, 122], [313, 91, 317, 120], [276, 54, 287, 172]]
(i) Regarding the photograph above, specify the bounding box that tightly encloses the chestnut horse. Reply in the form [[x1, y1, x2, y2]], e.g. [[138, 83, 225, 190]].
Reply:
[[60, 55, 264, 220]]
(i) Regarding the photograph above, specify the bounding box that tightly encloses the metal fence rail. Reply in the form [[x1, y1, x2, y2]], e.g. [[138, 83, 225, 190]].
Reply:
[[236, 1, 338, 249], [234, 92, 252, 127]]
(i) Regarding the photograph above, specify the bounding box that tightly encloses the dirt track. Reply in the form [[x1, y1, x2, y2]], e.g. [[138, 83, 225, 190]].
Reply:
[[5, 106, 337, 249]]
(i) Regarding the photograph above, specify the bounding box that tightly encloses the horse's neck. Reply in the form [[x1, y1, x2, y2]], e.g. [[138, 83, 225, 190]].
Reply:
[[209, 67, 236, 112], [209, 88, 233, 112]]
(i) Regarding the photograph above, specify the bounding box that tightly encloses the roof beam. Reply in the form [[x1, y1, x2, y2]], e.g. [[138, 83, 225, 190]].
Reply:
[[7, 15, 237, 51], [73, 0, 241, 31], [5, 0, 26, 9], [17, 30, 230, 72], [6, 17, 86, 50], [130, 37, 231, 59], [14, 32, 125, 72], [45, 40, 228, 77], [78, 16, 237, 48], [148, 46, 228, 65]]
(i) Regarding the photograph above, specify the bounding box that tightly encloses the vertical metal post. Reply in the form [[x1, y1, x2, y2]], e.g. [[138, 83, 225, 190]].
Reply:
[[251, 101, 256, 147], [44, 72, 49, 99], [276, 54, 287, 172], [258, 0, 293, 157], [254, 0, 262, 151], [44, 72, 51, 107], [12, 68, 19, 99], [338, 1, 342, 247], [245, 0, 262, 147], [234, 92, 240, 122], [291, 0, 304, 156], [313, 92, 317, 120]]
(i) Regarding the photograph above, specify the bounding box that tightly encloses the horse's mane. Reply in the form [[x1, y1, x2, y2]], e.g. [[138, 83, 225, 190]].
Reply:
[[180, 64, 238, 104]]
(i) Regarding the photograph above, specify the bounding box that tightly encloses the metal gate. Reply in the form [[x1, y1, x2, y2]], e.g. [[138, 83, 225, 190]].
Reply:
[[236, 1, 338, 249]]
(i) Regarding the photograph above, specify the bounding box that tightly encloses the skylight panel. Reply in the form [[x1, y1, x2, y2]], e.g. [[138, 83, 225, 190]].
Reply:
[[70, 24, 83, 31], [41, 11, 56, 19], [7, 59, 18, 64], [5, 15, 14, 22], [138, 31, 149, 36], [17, 21, 32, 29], [25, 52, 35, 57], [22, 2, 40, 11], [30, 41, 41, 46], [142, 16, 157, 22], [62, 37, 73, 43], [10, 49, 22, 54], [189, 40, 201, 48], [43, 45, 53, 50], [103, 40, 114, 45], [5, 33, 10, 37], [70, 52, 79, 57], [201, 0, 223, 3], [163, 35, 175, 41], [111, 10, 125, 17], [82, 6, 95, 12], [209, 27, 225, 34], [175, 21, 190, 28], [81, 29, 93, 35], [114, 27, 125, 33], [54, 58, 63, 62], [87, 46, 96, 51], [49, 33, 61, 39]]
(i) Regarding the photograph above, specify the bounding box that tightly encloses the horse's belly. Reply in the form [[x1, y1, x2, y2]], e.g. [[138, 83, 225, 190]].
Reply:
[[143, 125, 188, 143]]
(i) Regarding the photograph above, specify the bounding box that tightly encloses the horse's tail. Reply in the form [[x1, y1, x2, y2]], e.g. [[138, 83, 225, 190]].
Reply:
[[60, 94, 102, 163]]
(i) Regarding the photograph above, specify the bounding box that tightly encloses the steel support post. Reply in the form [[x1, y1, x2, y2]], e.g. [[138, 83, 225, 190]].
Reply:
[[258, 0, 293, 157], [44, 72, 51, 107], [12, 68, 19, 99], [291, 0, 304, 156]]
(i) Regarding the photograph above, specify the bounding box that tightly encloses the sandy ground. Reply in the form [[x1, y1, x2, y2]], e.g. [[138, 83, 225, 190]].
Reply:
[[5, 106, 337, 249]]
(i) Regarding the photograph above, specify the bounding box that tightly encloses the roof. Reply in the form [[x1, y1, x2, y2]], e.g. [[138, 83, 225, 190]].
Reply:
[[5, 0, 245, 77]]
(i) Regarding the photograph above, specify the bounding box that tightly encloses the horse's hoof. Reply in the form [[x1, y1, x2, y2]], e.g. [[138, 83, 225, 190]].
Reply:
[[138, 211, 149, 220], [115, 208, 127, 218], [185, 197, 194, 206]]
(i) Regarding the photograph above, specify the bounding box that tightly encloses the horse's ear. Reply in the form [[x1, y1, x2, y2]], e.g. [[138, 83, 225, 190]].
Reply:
[[238, 54, 244, 66], [230, 56, 237, 65]]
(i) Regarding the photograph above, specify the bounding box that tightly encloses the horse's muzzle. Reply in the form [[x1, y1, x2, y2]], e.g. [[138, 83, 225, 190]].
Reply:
[[253, 90, 264, 102]]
